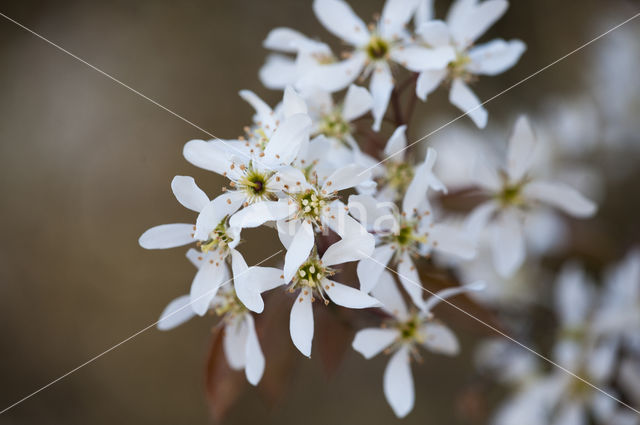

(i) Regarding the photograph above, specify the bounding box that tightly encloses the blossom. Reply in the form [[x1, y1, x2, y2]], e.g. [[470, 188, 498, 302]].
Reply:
[[465, 116, 597, 277], [156, 285, 266, 386], [243, 241, 380, 357], [414, 0, 525, 127], [300, 0, 455, 130], [138, 176, 247, 314], [352, 271, 483, 417]]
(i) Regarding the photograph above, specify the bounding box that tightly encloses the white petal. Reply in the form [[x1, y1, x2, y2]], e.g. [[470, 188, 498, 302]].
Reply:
[[380, 0, 420, 39], [523, 181, 597, 218], [448, 0, 508, 48], [190, 261, 227, 316], [390, 45, 455, 72], [250, 267, 287, 293], [371, 270, 409, 319], [422, 281, 485, 313], [283, 220, 315, 282], [348, 194, 396, 232], [415, 0, 435, 25], [312, 0, 369, 46], [322, 163, 371, 193], [259, 54, 297, 90], [397, 253, 427, 310], [383, 346, 414, 418], [353, 328, 399, 359], [282, 85, 308, 118], [383, 125, 407, 159], [229, 199, 292, 229], [506, 116, 536, 182], [263, 113, 311, 166], [231, 249, 265, 313], [263, 27, 310, 53], [464, 200, 497, 240], [416, 69, 447, 101], [421, 322, 460, 355], [183, 139, 234, 174], [449, 78, 488, 128], [157, 295, 196, 331], [244, 315, 265, 386], [171, 176, 209, 212], [402, 147, 446, 214], [468, 39, 526, 76], [551, 402, 586, 425], [195, 192, 244, 240], [290, 290, 314, 357], [325, 280, 380, 308], [357, 244, 396, 292], [555, 262, 591, 327], [298, 53, 366, 92], [239, 90, 275, 129], [322, 234, 375, 266], [342, 84, 373, 122], [490, 209, 525, 278], [370, 63, 394, 131], [139, 223, 194, 249], [430, 224, 476, 259], [223, 317, 248, 370], [416, 20, 450, 47]]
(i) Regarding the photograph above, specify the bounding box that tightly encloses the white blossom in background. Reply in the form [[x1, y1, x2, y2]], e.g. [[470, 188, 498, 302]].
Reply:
[[298, 0, 455, 130], [353, 271, 483, 417], [465, 116, 597, 278], [413, 0, 525, 127], [156, 285, 266, 386]]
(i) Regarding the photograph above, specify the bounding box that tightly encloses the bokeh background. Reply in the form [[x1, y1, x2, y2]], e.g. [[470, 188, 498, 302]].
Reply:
[[1, 0, 639, 424]]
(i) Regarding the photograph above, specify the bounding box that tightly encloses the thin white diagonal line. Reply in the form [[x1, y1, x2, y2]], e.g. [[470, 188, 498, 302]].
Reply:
[[359, 250, 640, 416], [0, 249, 283, 415], [0, 11, 275, 170], [359, 10, 640, 176]]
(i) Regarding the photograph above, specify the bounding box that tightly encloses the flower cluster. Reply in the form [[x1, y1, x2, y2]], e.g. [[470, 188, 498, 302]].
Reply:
[[135, 0, 640, 421]]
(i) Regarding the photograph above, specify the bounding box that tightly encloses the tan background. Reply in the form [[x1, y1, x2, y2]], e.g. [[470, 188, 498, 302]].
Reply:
[[1, 0, 639, 424]]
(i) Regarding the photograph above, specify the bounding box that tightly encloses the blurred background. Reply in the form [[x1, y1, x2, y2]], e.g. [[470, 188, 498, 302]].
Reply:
[[1, 0, 639, 424]]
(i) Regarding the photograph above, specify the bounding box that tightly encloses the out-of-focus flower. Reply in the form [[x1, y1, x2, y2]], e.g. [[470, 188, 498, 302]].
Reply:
[[465, 116, 597, 277], [353, 272, 483, 417], [414, 0, 525, 127]]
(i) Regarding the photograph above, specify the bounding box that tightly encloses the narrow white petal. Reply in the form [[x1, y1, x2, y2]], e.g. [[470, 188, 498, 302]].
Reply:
[[449, 0, 508, 48], [239, 90, 275, 128], [250, 267, 287, 293], [171, 176, 209, 212], [380, 0, 420, 39], [264, 113, 312, 166], [229, 199, 292, 229], [325, 280, 380, 308], [283, 85, 308, 118], [421, 322, 460, 355], [383, 125, 407, 158], [348, 194, 396, 232], [523, 181, 597, 218], [244, 315, 265, 386], [139, 223, 194, 249], [370, 63, 394, 131], [449, 78, 488, 128], [283, 220, 315, 282], [263, 27, 310, 52], [468, 39, 526, 76], [383, 346, 415, 418], [430, 224, 476, 259], [416, 69, 447, 101], [322, 163, 371, 193], [183, 139, 233, 174], [490, 210, 525, 278], [297, 53, 366, 92], [322, 234, 375, 266], [157, 295, 196, 331], [371, 270, 409, 320], [353, 328, 399, 359], [259, 54, 297, 90], [422, 281, 485, 313], [190, 261, 227, 316], [231, 249, 265, 313], [290, 290, 314, 357], [402, 148, 445, 214], [464, 201, 497, 240], [223, 317, 248, 370], [506, 116, 536, 182], [416, 20, 450, 47], [390, 45, 455, 72], [342, 84, 373, 122], [415, 0, 435, 24], [397, 254, 427, 310], [551, 402, 586, 425], [555, 262, 591, 327], [195, 192, 244, 240], [357, 244, 395, 292], [312, 0, 369, 46]]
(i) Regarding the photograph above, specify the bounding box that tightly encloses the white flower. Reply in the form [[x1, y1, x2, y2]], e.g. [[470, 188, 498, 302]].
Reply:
[[465, 116, 597, 278], [243, 242, 381, 357], [352, 272, 483, 417], [301, 0, 455, 130], [414, 0, 525, 127], [156, 285, 266, 386], [229, 163, 374, 280]]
